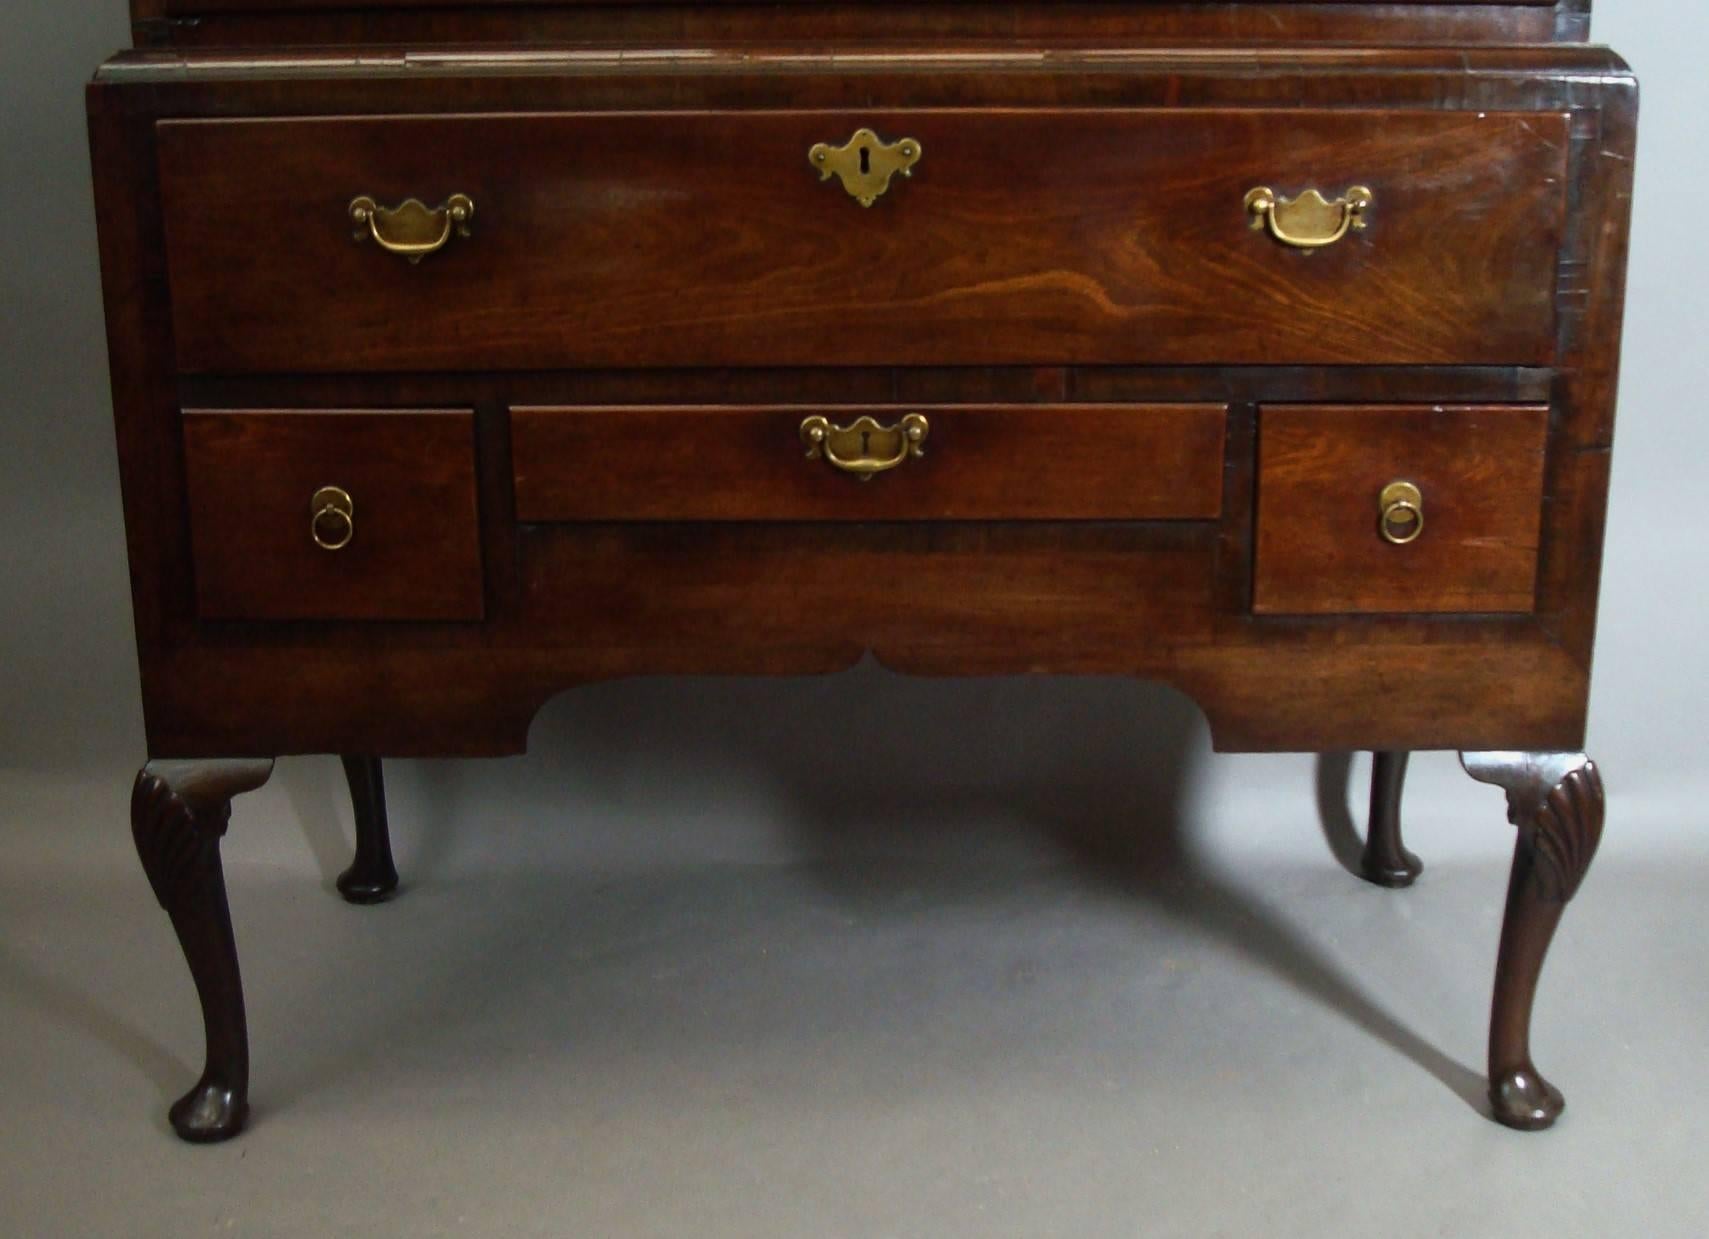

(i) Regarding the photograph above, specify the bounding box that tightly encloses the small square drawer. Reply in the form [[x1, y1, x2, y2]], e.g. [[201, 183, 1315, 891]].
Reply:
[[182, 410, 483, 621], [1253, 404, 1548, 615]]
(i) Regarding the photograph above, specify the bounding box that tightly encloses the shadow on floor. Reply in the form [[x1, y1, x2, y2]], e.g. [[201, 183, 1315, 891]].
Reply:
[[271, 667, 1483, 1117], [1315, 750, 1367, 878], [0, 943, 187, 1110]]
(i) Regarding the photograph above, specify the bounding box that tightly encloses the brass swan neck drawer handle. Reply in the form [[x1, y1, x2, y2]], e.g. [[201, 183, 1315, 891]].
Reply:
[[1378, 481, 1424, 546], [311, 485, 355, 551], [800, 414, 929, 480], [809, 129, 922, 207], [1246, 185, 1373, 249], [349, 194, 474, 263]]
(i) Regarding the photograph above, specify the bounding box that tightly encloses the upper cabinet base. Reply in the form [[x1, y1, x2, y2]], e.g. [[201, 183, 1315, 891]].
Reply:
[[128, 1, 1593, 50]]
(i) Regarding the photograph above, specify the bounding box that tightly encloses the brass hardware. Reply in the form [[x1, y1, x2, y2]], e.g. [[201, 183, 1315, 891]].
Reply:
[[311, 485, 355, 551], [799, 413, 930, 480], [808, 129, 922, 207], [349, 194, 474, 263], [1245, 186, 1373, 249], [1378, 481, 1424, 546]]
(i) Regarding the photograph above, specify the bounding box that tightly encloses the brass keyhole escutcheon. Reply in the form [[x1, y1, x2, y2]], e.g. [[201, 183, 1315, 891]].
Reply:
[[1378, 481, 1424, 546], [311, 485, 355, 551], [809, 129, 922, 207]]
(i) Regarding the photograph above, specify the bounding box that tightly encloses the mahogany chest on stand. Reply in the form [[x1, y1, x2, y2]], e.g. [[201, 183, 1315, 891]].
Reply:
[[87, 0, 1636, 1139]]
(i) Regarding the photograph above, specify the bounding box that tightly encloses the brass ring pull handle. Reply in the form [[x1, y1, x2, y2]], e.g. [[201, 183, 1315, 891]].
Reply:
[[1378, 481, 1424, 546], [1245, 186, 1373, 249], [800, 414, 929, 481], [809, 129, 922, 207], [349, 194, 474, 263], [311, 485, 355, 551]]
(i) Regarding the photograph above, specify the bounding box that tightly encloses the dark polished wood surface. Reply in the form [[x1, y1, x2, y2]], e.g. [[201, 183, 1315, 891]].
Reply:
[[1362, 751, 1422, 888], [336, 754, 398, 903], [87, 0, 1634, 1139], [156, 109, 1567, 373], [85, 42, 1635, 758], [1464, 751, 1606, 1129], [513, 404, 1227, 522], [1254, 404, 1550, 615], [182, 410, 484, 621], [130, 758, 274, 1141]]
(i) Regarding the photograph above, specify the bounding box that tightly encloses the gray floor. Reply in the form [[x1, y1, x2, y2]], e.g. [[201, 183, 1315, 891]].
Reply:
[[3, 760, 1706, 1238]]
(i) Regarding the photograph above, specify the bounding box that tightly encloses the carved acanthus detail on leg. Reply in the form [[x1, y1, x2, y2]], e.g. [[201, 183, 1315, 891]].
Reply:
[[1461, 751, 1605, 1131], [1523, 763, 1605, 903], [133, 771, 228, 914], [131, 758, 274, 1142]]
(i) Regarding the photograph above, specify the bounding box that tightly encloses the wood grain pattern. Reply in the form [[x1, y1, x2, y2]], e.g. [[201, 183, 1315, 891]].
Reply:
[[1253, 405, 1549, 615], [1533, 79, 1637, 669], [131, 627, 1591, 759], [82, 46, 1636, 764], [156, 109, 1568, 374], [520, 523, 1217, 658], [182, 410, 485, 621], [512, 404, 1226, 521]]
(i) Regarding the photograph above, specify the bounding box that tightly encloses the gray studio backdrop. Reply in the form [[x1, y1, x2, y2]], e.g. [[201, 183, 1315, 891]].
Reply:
[[3, 0, 1704, 876]]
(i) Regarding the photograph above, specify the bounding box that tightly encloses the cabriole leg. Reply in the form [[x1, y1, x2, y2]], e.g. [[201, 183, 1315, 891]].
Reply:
[[131, 758, 274, 1142], [1361, 750, 1423, 888], [337, 755, 398, 905], [1461, 751, 1605, 1131]]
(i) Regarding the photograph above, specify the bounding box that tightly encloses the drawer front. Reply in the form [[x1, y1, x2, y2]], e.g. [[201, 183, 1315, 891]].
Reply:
[[157, 109, 1566, 374], [182, 410, 484, 621], [512, 404, 1226, 522], [1253, 404, 1548, 615]]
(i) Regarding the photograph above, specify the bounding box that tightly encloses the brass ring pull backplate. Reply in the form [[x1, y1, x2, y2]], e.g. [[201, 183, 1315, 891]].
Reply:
[[311, 485, 355, 551], [1246, 186, 1373, 249], [809, 129, 922, 207], [349, 194, 474, 263], [1378, 480, 1424, 546], [800, 414, 930, 480]]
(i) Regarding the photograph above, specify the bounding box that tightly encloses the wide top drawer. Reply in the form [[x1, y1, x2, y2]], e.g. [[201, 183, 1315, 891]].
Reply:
[[157, 108, 1567, 374]]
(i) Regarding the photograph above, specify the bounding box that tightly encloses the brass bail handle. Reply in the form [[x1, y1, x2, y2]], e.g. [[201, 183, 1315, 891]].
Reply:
[[349, 194, 474, 263], [800, 414, 930, 481], [1378, 481, 1424, 546], [1246, 186, 1373, 249], [311, 485, 355, 551]]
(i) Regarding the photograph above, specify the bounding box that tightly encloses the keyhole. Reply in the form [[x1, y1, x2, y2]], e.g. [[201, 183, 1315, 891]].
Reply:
[[859, 145, 871, 175], [860, 429, 872, 455]]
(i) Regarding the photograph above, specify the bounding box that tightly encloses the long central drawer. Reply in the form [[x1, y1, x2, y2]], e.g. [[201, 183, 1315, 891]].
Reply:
[[155, 108, 1568, 374], [512, 402, 1227, 521]]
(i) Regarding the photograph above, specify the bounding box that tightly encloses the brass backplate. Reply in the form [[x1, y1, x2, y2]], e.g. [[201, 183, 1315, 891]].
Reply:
[[800, 413, 930, 480], [1246, 186, 1372, 249], [349, 194, 474, 263]]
